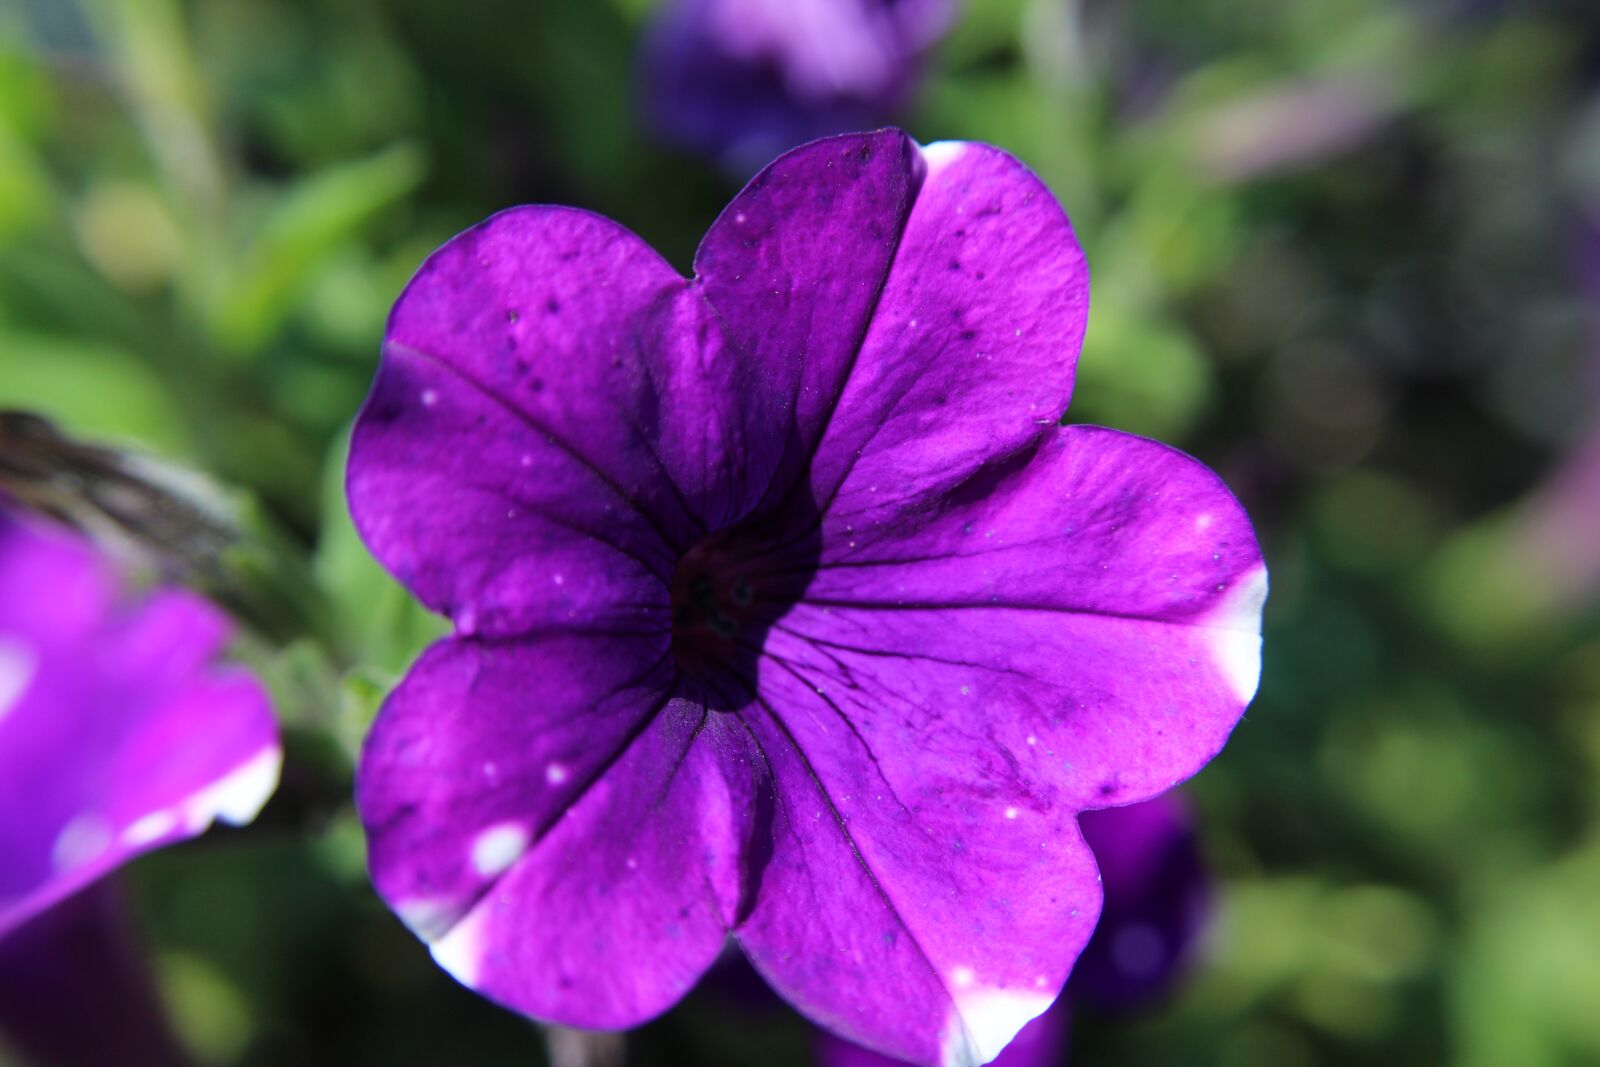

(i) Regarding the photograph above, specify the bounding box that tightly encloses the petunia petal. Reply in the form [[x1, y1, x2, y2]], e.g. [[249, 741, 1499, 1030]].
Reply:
[[350, 345, 675, 638], [0, 514, 281, 940], [694, 129, 924, 515], [357, 631, 677, 940], [0, 511, 113, 649], [695, 132, 1088, 537], [358, 632, 764, 1027], [801, 139, 1088, 525], [735, 686, 1098, 1067], [732, 427, 1260, 1064], [774, 426, 1265, 808], [352, 204, 801, 636], [392, 689, 758, 1028]]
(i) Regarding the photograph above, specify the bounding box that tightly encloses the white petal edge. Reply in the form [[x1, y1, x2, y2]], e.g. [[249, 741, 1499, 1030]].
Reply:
[[182, 745, 283, 831], [940, 987, 1056, 1067], [1204, 563, 1268, 704], [109, 747, 280, 856], [430, 904, 489, 989], [919, 140, 968, 179]]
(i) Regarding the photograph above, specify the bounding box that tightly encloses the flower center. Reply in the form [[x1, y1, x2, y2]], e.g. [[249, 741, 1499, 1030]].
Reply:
[[669, 518, 817, 704]]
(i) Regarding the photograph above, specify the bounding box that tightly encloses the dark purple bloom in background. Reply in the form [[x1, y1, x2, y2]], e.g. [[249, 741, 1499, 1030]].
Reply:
[[643, 0, 956, 173], [0, 881, 192, 1067], [0, 507, 280, 940], [1070, 793, 1209, 1011], [348, 129, 1265, 1065]]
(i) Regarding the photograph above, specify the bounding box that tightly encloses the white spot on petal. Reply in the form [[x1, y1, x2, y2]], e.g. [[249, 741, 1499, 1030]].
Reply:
[[545, 762, 569, 786], [1205, 563, 1268, 703], [52, 814, 112, 871], [921, 140, 967, 178], [122, 810, 179, 847], [1004, 807, 1019, 820], [951, 966, 976, 988], [941, 987, 1055, 1067], [421, 389, 438, 407], [1196, 513, 1213, 531], [0, 639, 35, 722], [471, 823, 529, 878]]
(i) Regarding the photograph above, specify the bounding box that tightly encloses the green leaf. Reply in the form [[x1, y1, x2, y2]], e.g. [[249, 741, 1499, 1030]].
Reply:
[[0, 329, 190, 454], [205, 142, 426, 353], [312, 426, 447, 677]]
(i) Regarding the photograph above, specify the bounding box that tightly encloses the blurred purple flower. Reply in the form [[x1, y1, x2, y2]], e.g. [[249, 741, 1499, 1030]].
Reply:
[[348, 129, 1265, 1066], [1489, 223, 1600, 614], [1509, 430, 1600, 608], [809, 794, 1209, 1067], [1189, 76, 1399, 183], [0, 881, 191, 1067], [1070, 794, 1209, 1010], [0, 507, 281, 940], [643, 0, 956, 173]]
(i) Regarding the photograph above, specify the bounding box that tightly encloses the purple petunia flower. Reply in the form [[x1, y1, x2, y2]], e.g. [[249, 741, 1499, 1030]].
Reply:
[[643, 0, 956, 173], [0, 507, 281, 940], [348, 129, 1266, 1066]]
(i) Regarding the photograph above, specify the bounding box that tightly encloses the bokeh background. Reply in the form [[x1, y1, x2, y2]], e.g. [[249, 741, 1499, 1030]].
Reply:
[[3, 0, 1600, 1064]]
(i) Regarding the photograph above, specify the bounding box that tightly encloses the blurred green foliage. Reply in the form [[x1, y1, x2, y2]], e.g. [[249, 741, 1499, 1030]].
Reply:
[[2, 0, 1599, 1064]]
